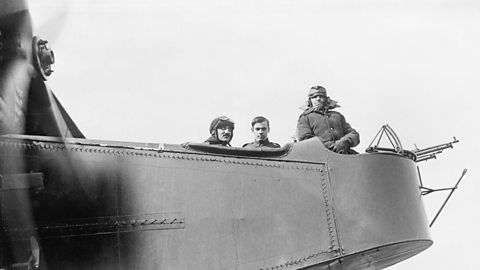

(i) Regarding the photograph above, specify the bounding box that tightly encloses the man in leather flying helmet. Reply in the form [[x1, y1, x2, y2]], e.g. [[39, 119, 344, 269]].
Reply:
[[204, 116, 235, 147], [296, 86, 359, 154]]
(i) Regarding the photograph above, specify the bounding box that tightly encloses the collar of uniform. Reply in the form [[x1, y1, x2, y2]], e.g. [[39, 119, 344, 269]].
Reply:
[[303, 107, 329, 116], [205, 136, 231, 146], [255, 139, 271, 146]]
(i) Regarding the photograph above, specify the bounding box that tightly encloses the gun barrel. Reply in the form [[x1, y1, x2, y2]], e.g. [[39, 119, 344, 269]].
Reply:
[[414, 143, 451, 156], [416, 150, 443, 159], [413, 138, 459, 157], [416, 154, 437, 162]]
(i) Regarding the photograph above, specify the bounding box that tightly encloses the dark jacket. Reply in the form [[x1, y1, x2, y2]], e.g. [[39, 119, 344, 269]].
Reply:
[[297, 106, 359, 150], [242, 139, 281, 149], [204, 136, 231, 147]]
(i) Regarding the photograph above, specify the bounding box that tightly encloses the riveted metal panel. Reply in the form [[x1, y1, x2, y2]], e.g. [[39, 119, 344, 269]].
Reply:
[[0, 137, 344, 270]]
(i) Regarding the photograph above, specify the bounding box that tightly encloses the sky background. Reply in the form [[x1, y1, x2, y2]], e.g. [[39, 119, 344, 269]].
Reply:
[[29, 0, 479, 269]]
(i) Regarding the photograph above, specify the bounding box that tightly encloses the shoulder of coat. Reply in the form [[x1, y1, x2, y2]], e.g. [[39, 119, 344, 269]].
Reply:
[[299, 107, 315, 117], [242, 142, 253, 148], [271, 142, 281, 148]]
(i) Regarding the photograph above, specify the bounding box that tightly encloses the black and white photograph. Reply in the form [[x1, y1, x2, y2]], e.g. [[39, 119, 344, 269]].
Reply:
[[1, 0, 478, 269]]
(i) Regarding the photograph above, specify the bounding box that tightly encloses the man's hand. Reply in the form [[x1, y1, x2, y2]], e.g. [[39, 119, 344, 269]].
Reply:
[[332, 139, 350, 154]]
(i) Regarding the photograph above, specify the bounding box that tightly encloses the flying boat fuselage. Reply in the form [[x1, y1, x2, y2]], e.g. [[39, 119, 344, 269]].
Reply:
[[0, 135, 431, 270]]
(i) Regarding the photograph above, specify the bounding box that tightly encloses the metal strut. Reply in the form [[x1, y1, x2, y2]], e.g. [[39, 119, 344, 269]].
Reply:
[[429, 169, 468, 227], [365, 125, 416, 160], [366, 124, 403, 152]]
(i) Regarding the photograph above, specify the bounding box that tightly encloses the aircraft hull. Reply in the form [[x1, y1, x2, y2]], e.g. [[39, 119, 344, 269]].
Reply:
[[0, 135, 431, 269]]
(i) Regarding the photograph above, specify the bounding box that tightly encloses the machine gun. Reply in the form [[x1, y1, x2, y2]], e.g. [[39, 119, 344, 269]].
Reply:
[[412, 137, 459, 162]]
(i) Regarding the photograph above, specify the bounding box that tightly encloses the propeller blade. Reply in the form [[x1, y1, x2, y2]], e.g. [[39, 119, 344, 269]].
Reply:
[[0, 0, 29, 19], [0, 5, 35, 135], [0, 59, 35, 134], [0, 4, 39, 269]]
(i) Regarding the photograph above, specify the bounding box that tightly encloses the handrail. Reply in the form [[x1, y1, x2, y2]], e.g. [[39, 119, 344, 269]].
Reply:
[[182, 142, 292, 158]]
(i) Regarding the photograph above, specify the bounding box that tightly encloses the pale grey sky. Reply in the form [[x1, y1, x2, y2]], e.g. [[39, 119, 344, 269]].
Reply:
[[30, 0, 479, 269]]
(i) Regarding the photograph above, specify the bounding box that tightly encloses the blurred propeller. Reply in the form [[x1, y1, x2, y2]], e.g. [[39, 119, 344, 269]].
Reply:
[[1, 0, 81, 137], [0, 5, 37, 269], [0, 1, 35, 135], [1, 1, 77, 269]]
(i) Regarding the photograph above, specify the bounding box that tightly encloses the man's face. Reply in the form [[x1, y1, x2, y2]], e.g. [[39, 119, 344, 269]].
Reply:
[[216, 126, 233, 142], [252, 122, 269, 142], [310, 94, 327, 109]]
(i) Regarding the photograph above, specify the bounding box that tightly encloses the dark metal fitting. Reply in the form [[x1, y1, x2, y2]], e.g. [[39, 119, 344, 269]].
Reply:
[[32, 36, 55, 80]]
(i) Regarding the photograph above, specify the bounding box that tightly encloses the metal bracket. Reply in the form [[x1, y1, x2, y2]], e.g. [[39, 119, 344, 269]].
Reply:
[[428, 169, 467, 227]]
